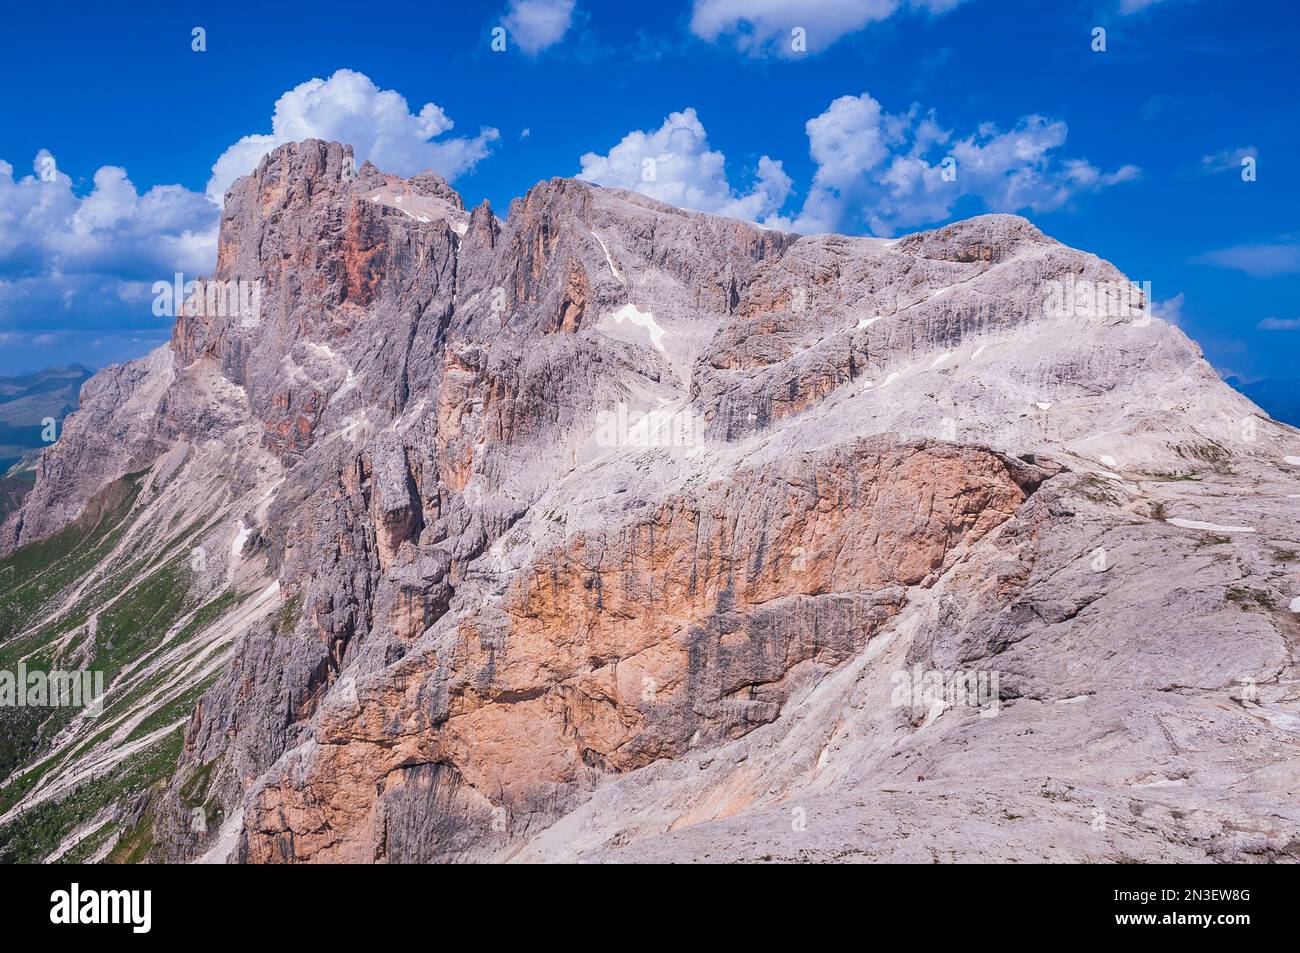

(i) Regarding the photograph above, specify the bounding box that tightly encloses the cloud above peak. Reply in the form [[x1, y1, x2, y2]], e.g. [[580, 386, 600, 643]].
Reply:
[[784, 93, 1140, 235], [3, 68, 504, 371], [577, 107, 793, 223], [580, 94, 1139, 236], [206, 69, 500, 201]]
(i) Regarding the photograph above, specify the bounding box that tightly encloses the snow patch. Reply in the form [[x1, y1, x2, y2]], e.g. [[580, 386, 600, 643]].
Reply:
[[1168, 518, 1256, 533], [857, 316, 881, 329], [610, 303, 665, 352], [230, 521, 251, 561], [1285, 456, 1300, 466], [865, 368, 907, 392], [1290, 596, 1300, 614], [590, 230, 624, 284]]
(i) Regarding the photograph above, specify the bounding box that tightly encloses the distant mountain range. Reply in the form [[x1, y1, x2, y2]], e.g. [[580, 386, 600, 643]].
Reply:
[[0, 363, 92, 473], [1226, 377, 1300, 428], [0, 364, 92, 523]]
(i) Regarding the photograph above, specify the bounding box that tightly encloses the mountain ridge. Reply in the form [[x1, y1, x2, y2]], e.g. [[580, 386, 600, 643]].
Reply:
[[1, 139, 1297, 864]]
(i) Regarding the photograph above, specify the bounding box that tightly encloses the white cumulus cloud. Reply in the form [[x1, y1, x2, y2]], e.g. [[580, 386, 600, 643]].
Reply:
[[0, 151, 216, 366], [3, 69, 503, 371], [207, 69, 499, 201], [782, 93, 1140, 235], [503, 0, 576, 54], [577, 107, 793, 224], [0, 152, 217, 282]]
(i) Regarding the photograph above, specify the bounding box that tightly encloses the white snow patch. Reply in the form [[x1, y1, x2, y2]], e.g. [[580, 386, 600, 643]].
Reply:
[[338, 415, 365, 439], [1256, 704, 1300, 733], [1290, 596, 1300, 614], [1035, 401, 1052, 411], [1132, 777, 1186, 789], [452, 222, 468, 236], [589, 230, 624, 284], [1285, 456, 1300, 466], [1100, 455, 1118, 468], [857, 316, 881, 329], [1168, 518, 1256, 533], [230, 521, 251, 561], [304, 341, 343, 363], [328, 367, 359, 406], [199, 808, 245, 865], [865, 368, 908, 393], [610, 303, 665, 352], [971, 344, 986, 359], [930, 352, 951, 368]]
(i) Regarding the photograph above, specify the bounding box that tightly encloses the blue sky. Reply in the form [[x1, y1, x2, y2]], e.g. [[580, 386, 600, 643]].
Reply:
[[0, 0, 1296, 380]]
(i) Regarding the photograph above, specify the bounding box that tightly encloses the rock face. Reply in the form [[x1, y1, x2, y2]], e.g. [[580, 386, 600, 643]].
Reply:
[[2, 139, 1298, 864]]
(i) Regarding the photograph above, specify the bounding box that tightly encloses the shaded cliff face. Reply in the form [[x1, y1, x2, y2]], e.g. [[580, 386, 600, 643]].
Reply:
[[2, 140, 1297, 864]]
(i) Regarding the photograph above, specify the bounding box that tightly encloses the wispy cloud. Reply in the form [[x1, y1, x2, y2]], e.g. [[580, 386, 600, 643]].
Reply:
[[1193, 242, 1300, 278], [1154, 292, 1185, 326], [502, 0, 577, 55], [1257, 316, 1300, 330], [1200, 145, 1256, 175], [689, 0, 969, 57]]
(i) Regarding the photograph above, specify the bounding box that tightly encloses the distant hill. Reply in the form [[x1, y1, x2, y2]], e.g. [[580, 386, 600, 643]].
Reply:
[[1226, 377, 1300, 428], [0, 363, 93, 474]]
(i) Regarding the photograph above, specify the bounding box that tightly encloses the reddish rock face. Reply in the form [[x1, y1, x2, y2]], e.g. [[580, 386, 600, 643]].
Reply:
[[241, 439, 1046, 863]]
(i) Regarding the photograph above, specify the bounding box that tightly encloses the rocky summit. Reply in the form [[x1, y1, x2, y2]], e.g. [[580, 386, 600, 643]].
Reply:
[[1, 139, 1297, 864]]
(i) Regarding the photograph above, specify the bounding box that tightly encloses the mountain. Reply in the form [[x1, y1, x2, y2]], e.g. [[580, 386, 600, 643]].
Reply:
[[1227, 377, 1300, 428], [1, 140, 1297, 864]]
